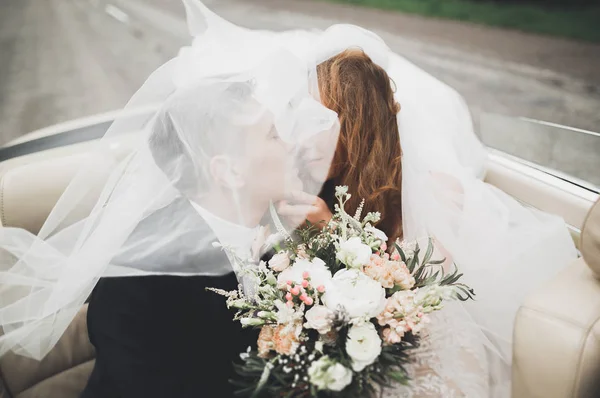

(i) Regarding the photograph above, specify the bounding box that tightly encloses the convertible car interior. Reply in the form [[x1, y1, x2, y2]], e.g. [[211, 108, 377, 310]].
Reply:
[[0, 126, 598, 398]]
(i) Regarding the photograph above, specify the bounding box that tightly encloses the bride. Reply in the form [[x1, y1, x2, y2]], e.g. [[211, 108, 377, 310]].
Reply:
[[0, 1, 577, 397]]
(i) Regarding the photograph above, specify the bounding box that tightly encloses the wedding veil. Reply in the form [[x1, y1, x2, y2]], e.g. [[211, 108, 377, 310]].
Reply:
[[0, 0, 340, 360], [179, 0, 578, 372], [0, 0, 576, 376]]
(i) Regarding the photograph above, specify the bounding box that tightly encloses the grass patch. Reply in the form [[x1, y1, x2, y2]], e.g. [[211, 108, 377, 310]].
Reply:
[[323, 0, 600, 43]]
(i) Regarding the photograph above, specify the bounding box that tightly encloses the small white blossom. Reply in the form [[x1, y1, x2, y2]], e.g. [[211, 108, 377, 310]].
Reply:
[[315, 341, 324, 353], [274, 300, 302, 324], [398, 240, 417, 259], [268, 251, 291, 272], [364, 224, 388, 242], [240, 318, 265, 327]]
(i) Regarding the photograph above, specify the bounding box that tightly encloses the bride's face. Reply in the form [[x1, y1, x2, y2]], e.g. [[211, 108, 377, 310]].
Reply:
[[299, 125, 339, 183]]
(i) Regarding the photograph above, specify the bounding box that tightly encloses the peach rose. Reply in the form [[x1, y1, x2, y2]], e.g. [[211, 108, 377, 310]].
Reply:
[[272, 322, 302, 356], [257, 325, 275, 358]]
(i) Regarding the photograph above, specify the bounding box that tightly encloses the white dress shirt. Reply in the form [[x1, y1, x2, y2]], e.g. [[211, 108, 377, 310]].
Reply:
[[189, 200, 260, 294]]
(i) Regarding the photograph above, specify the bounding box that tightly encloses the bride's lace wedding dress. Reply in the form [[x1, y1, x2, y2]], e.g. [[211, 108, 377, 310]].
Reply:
[[381, 303, 509, 397]]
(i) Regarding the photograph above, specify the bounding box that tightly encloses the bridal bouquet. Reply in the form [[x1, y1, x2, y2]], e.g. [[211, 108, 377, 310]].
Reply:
[[210, 186, 474, 398]]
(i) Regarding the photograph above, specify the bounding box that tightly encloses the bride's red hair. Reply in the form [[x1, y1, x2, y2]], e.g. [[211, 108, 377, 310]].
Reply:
[[318, 49, 403, 243]]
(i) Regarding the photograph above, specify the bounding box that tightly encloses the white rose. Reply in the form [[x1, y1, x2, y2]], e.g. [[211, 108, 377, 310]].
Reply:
[[365, 225, 388, 242], [268, 252, 290, 272], [304, 305, 334, 334], [336, 237, 372, 268], [323, 269, 386, 320], [308, 356, 353, 392], [346, 323, 382, 371], [276, 257, 332, 289]]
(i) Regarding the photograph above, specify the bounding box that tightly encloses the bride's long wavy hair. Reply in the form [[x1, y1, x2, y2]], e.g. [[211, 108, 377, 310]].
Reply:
[[318, 48, 403, 243]]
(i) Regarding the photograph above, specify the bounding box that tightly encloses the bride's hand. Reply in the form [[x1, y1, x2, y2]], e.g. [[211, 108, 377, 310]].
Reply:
[[277, 191, 332, 229]]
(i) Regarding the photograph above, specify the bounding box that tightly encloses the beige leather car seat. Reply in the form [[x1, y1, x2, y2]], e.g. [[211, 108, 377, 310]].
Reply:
[[0, 150, 120, 398], [512, 198, 600, 398], [0, 306, 94, 398]]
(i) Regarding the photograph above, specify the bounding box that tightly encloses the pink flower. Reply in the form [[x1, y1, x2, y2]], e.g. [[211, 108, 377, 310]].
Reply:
[[361, 257, 390, 288], [377, 290, 427, 342], [391, 262, 415, 290], [363, 254, 415, 290], [382, 327, 403, 345], [302, 280, 309, 288], [363, 255, 415, 290]]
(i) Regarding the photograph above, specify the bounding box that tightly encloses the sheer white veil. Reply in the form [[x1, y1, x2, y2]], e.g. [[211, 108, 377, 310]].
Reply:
[[0, 2, 576, 382], [0, 0, 340, 360], [178, 0, 578, 380]]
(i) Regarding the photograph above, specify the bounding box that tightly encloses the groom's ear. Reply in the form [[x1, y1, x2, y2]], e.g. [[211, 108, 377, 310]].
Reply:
[[209, 155, 245, 190]]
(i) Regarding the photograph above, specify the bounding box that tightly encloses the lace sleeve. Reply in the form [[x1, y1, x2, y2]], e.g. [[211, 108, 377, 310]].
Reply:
[[380, 303, 510, 398]]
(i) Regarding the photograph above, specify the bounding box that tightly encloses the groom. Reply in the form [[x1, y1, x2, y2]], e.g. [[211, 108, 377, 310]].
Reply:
[[81, 81, 301, 398]]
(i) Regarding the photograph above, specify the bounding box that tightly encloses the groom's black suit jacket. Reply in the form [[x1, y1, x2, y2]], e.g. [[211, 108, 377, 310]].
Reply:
[[81, 199, 258, 398]]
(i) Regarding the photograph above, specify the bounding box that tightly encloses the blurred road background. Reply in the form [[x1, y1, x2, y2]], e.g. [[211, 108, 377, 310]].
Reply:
[[1, 0, 599, 184]]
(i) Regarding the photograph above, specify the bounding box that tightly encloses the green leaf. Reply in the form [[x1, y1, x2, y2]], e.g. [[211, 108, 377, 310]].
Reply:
[[394, 242, 407, 263], [388, 370, 410, 385], [422, 238, 434, 265]]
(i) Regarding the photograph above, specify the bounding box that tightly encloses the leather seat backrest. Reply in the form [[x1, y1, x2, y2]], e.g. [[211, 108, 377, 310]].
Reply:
[[0, 152, 118, 235], [0, 142, 133, 398], [581, 199, 600, 278], [512, 198, 600, 398]]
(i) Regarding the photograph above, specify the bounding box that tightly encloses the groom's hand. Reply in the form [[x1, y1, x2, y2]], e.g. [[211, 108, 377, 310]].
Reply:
[[277, 191, 332, 229]]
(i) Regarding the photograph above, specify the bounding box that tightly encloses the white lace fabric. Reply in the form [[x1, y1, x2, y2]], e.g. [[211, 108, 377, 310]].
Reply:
[[381, 303, 509, 397]]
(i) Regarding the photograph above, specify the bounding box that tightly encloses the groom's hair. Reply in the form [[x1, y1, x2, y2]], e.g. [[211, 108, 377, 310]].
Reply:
[[148, 80, 255, 197]]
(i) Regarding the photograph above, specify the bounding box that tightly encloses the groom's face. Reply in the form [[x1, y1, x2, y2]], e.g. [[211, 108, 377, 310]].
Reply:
[[237, 108, 301, 204]]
